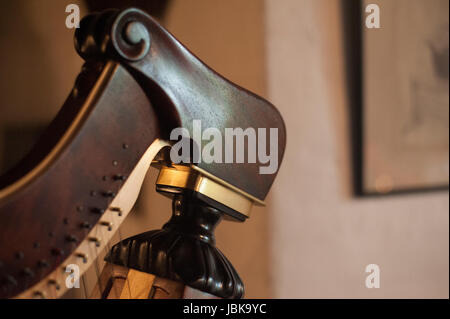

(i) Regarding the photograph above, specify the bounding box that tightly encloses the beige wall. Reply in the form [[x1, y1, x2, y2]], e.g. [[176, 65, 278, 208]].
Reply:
[[0, 0, 448, 299], [0, 0, 85, 126], [265, 0, 449, 298]]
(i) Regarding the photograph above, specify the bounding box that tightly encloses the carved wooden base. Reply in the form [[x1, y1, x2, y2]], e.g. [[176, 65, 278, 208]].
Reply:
[[104, 190, 244, 299], [91, 263, 220, 299]]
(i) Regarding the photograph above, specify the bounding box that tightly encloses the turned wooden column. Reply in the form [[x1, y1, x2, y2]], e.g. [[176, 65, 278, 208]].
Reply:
[[95, 190, 244, 299]]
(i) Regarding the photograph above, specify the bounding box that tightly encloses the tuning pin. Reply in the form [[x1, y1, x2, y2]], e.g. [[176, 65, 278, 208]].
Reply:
[[32, 291, 45, 299], [80, 221, 91, 229], [102, 191, 116, 198], [21, 268, 34, 278], [38, 259, 50, 268], [51, 248, 64, 256], [88, 237, 101, 247], [91, 207, 105, 214], [100, 221, 113, 231], [65, 235, 78, 243], [48, 279, 61, 290], [113, 174, 126, 181], [76, 252, 88, 263], [110, 207, 123, 216], [5, 275, 17, 286]]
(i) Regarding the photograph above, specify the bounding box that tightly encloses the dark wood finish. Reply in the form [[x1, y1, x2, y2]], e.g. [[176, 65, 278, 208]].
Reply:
[[75, 8, 286, 200], [0, 7, 286, 298], [0, 62, 162, 298], [0, 62, 104, 189]]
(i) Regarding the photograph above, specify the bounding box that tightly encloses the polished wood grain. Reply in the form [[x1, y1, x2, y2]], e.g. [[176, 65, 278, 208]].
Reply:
[[0, 62, 163, 298], [93, 264, 221, 299], [120, 269, 155, 299], [0, 7, 286, 298], [75, 8, 287, 200]]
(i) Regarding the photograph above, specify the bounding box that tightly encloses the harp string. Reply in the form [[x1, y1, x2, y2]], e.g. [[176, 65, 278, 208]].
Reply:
[[117, 227, 132, 298]]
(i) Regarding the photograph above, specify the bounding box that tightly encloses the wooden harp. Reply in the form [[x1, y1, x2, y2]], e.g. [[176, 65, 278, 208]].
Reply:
[[0, 8, 286, 299]]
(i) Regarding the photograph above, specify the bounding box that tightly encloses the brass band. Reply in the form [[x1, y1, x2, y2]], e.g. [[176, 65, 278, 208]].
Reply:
[[153, 163, 265, 218]]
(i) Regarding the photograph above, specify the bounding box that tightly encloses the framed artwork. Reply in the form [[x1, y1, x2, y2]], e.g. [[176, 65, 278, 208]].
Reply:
[[345, 0, 449, 195]]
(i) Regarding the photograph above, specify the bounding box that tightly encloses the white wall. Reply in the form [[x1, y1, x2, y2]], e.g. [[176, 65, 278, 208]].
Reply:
[[265, 0, 449, 298]]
